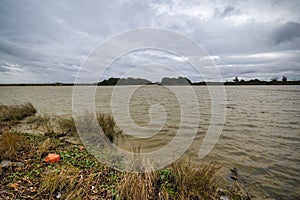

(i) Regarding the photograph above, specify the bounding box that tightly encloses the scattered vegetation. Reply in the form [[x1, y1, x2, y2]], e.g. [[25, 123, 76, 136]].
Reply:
[[0, 129, 253, 199], [0, 130, 120, 199], [0, 103, 259, 199]]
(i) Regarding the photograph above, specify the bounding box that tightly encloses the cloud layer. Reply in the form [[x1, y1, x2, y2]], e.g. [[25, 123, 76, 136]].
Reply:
[[0, 0, 299, 83]]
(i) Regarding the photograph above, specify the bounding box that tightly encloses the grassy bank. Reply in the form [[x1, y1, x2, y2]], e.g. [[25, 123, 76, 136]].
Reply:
[[0, 103, 36, 123], [0, 103, 254, 199]]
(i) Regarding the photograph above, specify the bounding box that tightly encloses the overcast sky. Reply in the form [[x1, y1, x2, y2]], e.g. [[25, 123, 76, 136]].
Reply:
[[0, 0, 300, 83]]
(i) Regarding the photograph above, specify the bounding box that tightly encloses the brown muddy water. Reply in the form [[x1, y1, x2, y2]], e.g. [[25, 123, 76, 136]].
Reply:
[[1, 85, 299, 199]]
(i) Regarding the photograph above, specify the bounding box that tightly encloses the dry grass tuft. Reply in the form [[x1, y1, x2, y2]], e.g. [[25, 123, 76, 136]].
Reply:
[[97, 112, 120, 142], [118, 170, 159, 199], [0, 103, 36, 122], [117, 160, 223, 200], [37, 138, 54, 158], [170, 161, 221, 199], [39, 165, 117, 199], [76, 112, 121, 144], [58, 117, 77, 136], [0, 131, 23, 160], [40, 166, 82, 199], [118, 160, 159, 199]]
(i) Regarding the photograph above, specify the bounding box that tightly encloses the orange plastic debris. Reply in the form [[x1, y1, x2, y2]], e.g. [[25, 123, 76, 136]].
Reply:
[[79, 146, 84, 151], [45, 153, 60, 163]]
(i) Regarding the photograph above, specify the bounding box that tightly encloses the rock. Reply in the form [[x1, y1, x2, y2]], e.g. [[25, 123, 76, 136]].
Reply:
[[56, 192, 61, 199], [1, 160, 12, 168], [1, 160, 25, 168], [15, 162, 25, 168], [11, 115, 61, 136], [23, 129, 45, 136], [230, 167, 238, 181], [60, 136, 82, 145], [220, 196, 229, 200], [59, 136, 67, 140]]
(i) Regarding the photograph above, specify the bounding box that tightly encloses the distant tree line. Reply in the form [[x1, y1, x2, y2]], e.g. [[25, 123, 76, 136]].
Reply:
[[161, 77, 192, 85], [96, 76, 300, 86], [1, 76, 299, 86], [97, 77, 152, 85], [222, 76, 300, 85], [97, 77, 192, 85]]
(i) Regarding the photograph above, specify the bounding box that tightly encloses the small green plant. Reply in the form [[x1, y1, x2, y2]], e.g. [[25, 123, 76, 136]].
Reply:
[[25, 168, 42, 179], [2, 171, 25, 185], [159, 168, 177, 195], [60, 146, 98, 169]]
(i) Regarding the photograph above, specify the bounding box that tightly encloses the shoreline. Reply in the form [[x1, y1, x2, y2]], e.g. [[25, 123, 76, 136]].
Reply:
[[0, 103, 262, 199]]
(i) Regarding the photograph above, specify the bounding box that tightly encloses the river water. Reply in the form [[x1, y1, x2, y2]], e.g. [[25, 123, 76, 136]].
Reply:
[[1, 85, 299, 199]]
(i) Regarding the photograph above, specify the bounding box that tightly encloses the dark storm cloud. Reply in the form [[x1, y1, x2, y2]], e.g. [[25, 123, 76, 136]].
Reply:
[[214, 6, 243, 19], [273, 22, 300, 44], [0, 38, 46, 61], [0, 0, 300, 83]]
